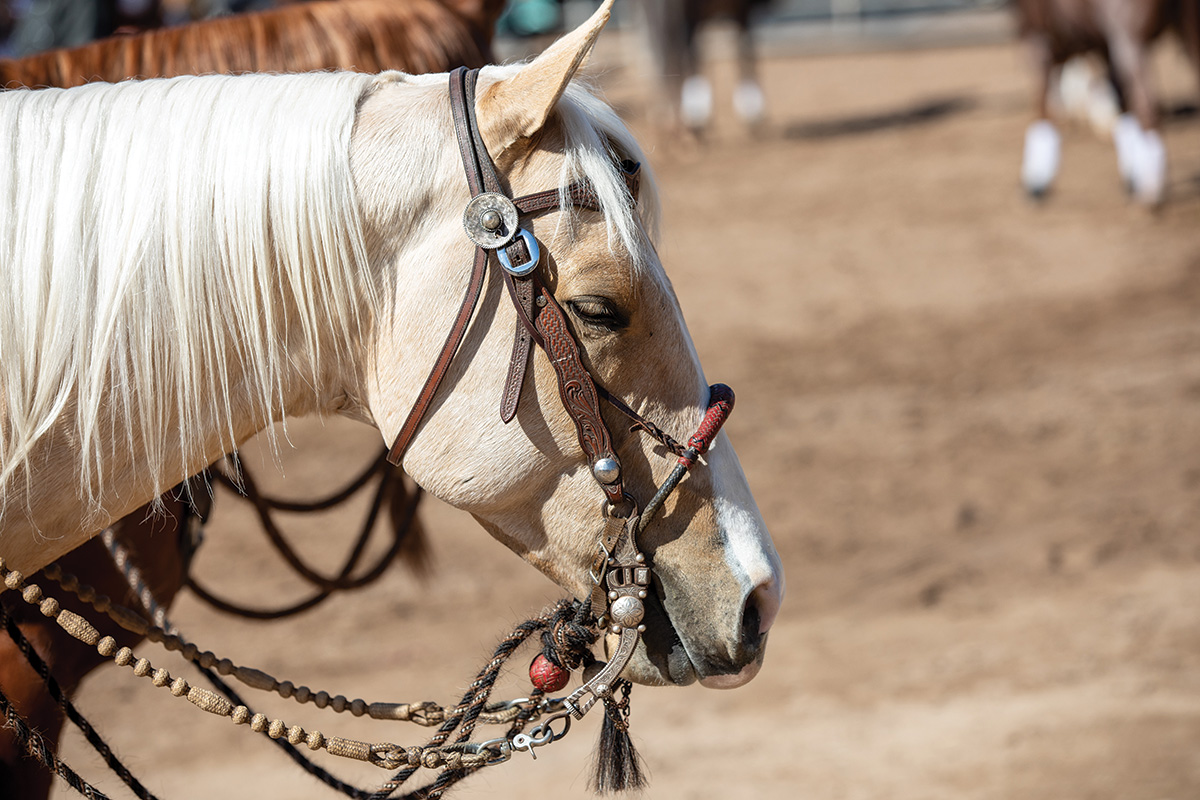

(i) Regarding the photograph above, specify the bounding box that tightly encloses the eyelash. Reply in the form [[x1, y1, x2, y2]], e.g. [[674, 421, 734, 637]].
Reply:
[[567, 298, 626, 332]]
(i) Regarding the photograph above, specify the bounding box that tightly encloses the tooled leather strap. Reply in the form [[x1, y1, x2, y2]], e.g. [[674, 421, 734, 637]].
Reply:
[[512, 165, 641, 215], [499, 272, 536, 423], [388, 67, 629, 492], [528, 275, 623, 504], [499, 161, 640, 424]]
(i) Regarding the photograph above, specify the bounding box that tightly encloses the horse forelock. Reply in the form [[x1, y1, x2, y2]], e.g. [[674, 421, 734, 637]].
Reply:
[[552, 79, 661, 276], [468, 66, 661, 282], [0, 72, 378, 519]]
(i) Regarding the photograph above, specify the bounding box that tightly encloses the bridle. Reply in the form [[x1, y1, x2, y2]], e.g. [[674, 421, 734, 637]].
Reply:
[[0, 67, 740, 799], [387, 67, 736, 731]]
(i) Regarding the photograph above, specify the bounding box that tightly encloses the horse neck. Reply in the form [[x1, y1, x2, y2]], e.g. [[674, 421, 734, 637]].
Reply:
[[0, 0, 489, 90], [0, 75, 377, 530]]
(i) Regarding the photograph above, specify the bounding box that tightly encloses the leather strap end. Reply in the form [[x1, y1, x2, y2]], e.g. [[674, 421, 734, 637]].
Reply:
[[500, 274, 536, 423]]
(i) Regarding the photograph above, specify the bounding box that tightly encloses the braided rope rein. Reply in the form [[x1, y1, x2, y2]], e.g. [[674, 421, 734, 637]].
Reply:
[[43, 560, 550, 728], [0, 684, 113, 800], [103, 527, 589, 800], [0, 557, 598, 797], [187, 451, 427, 621], [0, 603, 160, 800]]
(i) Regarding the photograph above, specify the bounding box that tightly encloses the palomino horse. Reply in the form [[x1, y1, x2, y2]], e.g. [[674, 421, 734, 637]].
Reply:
[[641, 0, 770, 135], [0, 0, 783, 792], [1016, 0, 1200, 204], [0, 0, 501, 793]]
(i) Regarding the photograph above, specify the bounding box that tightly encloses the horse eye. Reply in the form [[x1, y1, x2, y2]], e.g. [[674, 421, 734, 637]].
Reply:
[[567, 296, 627, 332]]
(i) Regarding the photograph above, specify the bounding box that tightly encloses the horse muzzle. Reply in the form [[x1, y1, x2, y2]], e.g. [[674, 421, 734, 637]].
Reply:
[[614, 570, 781, 688]]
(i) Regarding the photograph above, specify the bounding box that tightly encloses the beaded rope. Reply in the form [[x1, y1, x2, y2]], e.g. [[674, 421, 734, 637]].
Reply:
[[39, 560, 537, 728], [0, 558, 565, 774], [101, 527, 561, 800], [101, 526, 394, 798], [101, 528, 173, 633]]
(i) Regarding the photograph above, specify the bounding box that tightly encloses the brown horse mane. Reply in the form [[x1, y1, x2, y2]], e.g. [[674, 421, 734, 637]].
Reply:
[[0, 0, 504, 89]]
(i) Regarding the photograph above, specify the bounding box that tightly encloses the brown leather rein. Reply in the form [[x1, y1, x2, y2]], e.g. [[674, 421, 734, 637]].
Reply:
[[386, 67, 734, 732]]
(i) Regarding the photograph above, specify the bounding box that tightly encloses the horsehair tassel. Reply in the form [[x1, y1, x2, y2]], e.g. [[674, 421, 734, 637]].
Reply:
[[590, 680, 644, 794]]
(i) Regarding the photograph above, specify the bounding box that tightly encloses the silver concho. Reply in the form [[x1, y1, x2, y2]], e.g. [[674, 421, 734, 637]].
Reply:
[[609, 595, 645, 628], [463, 192, 519, 250], [592, 456, 621, 485]]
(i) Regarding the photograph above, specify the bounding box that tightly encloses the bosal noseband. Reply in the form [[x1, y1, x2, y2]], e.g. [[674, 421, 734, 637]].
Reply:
[[386, 66, 736, 737]]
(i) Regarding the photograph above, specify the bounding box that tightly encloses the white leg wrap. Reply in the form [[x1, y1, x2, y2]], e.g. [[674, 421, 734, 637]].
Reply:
[[1113, 113, 1141, 189], [680, 75, 713, 130], [1022, 119, 1061, 197], [1132, 127, 1166, 206], [1057, 58, 1093, 119], [733, 79, 765, 126]]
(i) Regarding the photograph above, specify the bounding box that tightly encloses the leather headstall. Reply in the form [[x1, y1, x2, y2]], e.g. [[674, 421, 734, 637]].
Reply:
[[385, 66, 737, 726], [387, 66, 640, 511]]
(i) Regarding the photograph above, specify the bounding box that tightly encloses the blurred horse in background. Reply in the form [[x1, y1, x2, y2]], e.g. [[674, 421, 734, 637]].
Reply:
[[0, 0, 504, 85], [1016, 0, 1200, 205], [640, 0, 770, 137], [0, 1, 498, 795]]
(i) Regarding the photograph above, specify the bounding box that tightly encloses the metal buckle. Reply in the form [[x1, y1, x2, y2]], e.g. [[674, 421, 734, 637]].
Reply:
[[511, 711, 573, 759], [497, 228, 541, 276]]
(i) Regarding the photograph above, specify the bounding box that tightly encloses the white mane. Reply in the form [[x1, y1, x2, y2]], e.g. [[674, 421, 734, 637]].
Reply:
[[0, 71, 378, 513], [0, 66, 659, 522]]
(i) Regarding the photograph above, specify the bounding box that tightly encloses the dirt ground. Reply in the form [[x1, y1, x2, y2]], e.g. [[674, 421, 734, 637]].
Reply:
[[49, 22, 1200, 800]]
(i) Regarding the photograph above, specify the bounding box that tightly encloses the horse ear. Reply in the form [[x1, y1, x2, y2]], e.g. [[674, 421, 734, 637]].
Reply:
[[477, 0, 613, 153]]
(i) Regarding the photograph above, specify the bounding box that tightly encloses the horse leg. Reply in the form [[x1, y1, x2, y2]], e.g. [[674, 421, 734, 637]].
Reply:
[[1106, 27, 1165, 204], [1100, 48, 1142, 191], [641, 0, 689, 135], [0, 498, 190, 800], [678, 0, 711, 134], [1169, 0, 1200, 94], [1021, 34, 1062, 198], [0, 621, 64, 799], [731, 0, 765, 129]]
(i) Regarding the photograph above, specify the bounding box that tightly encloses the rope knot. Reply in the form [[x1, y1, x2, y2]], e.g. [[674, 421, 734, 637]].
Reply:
[[539, 600, 597, 672]]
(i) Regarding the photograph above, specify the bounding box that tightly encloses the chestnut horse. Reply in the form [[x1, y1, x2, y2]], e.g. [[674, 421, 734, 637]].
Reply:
[[0, 0, 501, 795], [0, 0, 505, 87], [1016, 0, 1200, 204]]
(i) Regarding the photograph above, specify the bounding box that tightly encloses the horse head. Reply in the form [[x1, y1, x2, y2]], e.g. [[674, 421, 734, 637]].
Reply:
[[351, 0, 784, 689]]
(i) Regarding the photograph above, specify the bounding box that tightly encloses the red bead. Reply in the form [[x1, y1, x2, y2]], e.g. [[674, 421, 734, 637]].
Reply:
[[529, 654, 570, 692]]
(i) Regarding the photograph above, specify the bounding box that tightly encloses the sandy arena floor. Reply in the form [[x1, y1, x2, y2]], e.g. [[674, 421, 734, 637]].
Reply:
[[49, 21, 1200, 800]]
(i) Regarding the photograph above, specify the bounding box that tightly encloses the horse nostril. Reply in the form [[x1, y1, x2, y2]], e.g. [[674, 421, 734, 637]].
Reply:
[[742, 581, 781, 652], [740, 598, 762, 652]]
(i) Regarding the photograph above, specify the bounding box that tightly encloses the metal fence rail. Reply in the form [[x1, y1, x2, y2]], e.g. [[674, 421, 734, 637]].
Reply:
[[772, 0, 1004, 21]]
